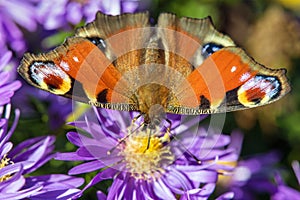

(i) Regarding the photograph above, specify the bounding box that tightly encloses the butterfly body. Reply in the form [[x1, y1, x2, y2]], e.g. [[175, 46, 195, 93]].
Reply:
[[18, 12, 290, 124]]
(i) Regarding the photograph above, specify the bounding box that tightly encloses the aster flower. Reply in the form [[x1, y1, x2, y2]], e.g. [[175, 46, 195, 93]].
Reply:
[[56, 108, 243, 199], [222, 151, 300, 199], [0, 104, 84, 199], [0, 51, 21, 106], [37, 0, 141, 30], [225, 151, 280, 200], [0, 0, 38, 53]]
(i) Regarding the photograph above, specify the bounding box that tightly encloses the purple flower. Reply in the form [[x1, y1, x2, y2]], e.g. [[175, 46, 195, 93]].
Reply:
[[226, 152, 280, 200], [0, 104, 84, 199], [222, 151, 300, 199], [272, 161, 300, 200], [0, 0, 38, 53], [56, 108, 243, 199], [37, 0, 141, 30], [0, 51, 21, 106]]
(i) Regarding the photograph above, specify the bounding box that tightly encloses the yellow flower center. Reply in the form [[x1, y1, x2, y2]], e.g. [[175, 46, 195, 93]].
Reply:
[[0, 155, 13, 182], [119, 127, 175, 181]]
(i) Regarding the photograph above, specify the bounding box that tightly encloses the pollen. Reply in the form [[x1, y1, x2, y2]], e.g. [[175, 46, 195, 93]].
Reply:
[[0, 154, 13, 182], [119, 127, 175, 181]]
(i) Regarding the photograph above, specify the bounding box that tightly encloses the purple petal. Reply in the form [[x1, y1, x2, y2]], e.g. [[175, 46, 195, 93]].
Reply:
[[37, 0, 68, 30], [65, 130, 109, 147], [10, 136, 55, 173], [97, 190, 107, 200], [164, 169, 192, 194], [72, 172, 105, 199], [83, 2, 101, 22], [2, 18, 23, 39], [197, 183, 216, 196], [0, 51, 12, 70], [100, 0, 121, 15], [0, 185, 43, 199], [3, 1, 37, 31], [9, 136, 52, 158], [25, 174, 83, 200], [0, 163, 24, 192], [55, 152, 94, 161], [66, 131, 84, 147], [26, 174, 84, 189], [140, 182, 157, 200], [184, 169, 218, 183], [272, 185, 300, 199], [25, 154, 54, 174], [2, 108, 20, 144], [30, 189, 81, 200], [0, 142, 13, 157], [106, 176, 124, 199], [69, 160, 104, 175], [216, 192, 235, 200], [66, 2, 83, 24], [153, 178, 176, 199], [121, 1, 140, 13], [292, 161, 300, 185], [78, 145, 122, 167]]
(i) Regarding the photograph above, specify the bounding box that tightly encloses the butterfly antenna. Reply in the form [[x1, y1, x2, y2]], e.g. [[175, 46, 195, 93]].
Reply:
[[107, 119, 146, 155], [164, 118, 202, 164]]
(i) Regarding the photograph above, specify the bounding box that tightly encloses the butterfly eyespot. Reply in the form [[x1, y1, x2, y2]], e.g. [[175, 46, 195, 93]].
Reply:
[[237, 75, 282, 107], [202, 43, 224, 58], [87, 37, 106, 51], [29, 61, 72, 95]]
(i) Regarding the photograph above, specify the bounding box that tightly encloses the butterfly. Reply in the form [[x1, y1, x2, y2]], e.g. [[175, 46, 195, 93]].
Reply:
[[18, 11, 291, 124]]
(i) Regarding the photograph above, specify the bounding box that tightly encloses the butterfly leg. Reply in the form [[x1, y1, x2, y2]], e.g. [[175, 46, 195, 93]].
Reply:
[[164, 118, 202, 164]]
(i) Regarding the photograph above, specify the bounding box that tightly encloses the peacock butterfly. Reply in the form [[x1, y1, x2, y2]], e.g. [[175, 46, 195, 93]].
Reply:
[[18, 12, 290, 124]]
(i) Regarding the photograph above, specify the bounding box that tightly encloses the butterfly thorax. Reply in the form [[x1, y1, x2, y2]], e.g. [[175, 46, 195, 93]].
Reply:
[[132, 83, 172, 124]]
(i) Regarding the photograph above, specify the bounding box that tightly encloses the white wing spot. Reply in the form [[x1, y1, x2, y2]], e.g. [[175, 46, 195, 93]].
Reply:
[[240, 72, 251, 82], [73, 56, 79, 62], [231, 66, 237, 73], [60, 61, 70, 71]]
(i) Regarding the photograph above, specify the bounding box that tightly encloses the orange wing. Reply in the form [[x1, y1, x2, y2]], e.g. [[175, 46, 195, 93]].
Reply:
[[168, 47, 290, 114], [156, 12, 290, 114], [18, 12, 151, 112], [18, 11, 291, 115], [18, 37, 134, 110]]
